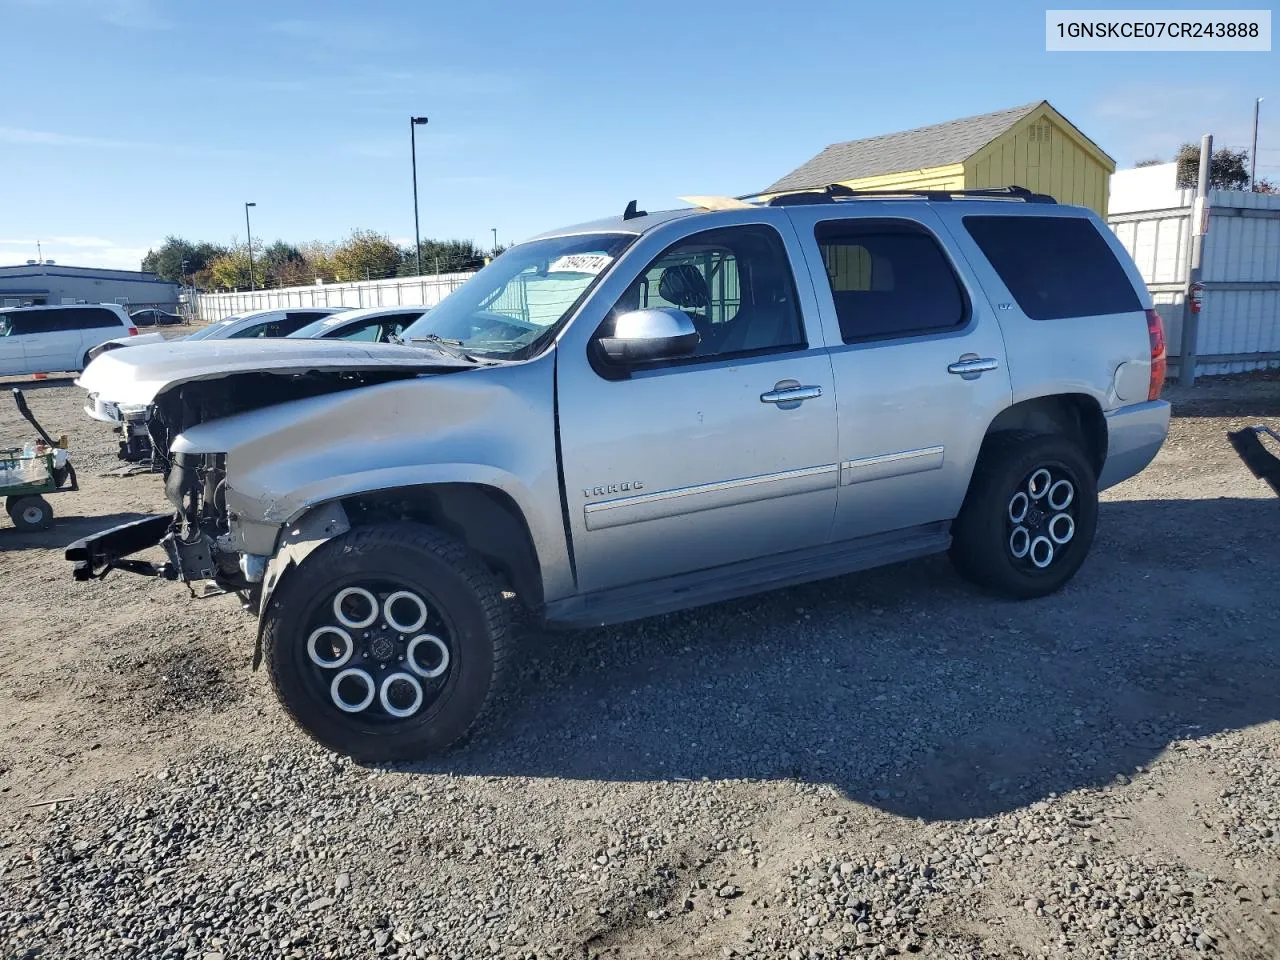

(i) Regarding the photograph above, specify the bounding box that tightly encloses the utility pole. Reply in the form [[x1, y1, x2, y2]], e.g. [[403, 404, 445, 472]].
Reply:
[[410, 116, 428, 275], [1251, 98, 1263, 190], [491, 227, 498, 253], [1179, 134, 1212, 387], [244, 201, 257, 292]]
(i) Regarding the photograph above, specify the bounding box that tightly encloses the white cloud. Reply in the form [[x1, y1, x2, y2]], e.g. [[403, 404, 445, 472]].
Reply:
[[5, 0, 170, 29], [0, 125, 251, 158], [0, 238, 151, 270], [1088, 86, 1260, 165], [0, 126, 150, 149]]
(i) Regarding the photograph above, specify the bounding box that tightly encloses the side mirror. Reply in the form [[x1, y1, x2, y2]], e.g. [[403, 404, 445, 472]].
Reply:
[[597, 308, 699, 363]]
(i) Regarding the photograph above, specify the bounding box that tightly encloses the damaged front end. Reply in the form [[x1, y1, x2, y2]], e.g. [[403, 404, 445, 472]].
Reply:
[[67, 358, 455, 597], [67, 450, 250, 588]]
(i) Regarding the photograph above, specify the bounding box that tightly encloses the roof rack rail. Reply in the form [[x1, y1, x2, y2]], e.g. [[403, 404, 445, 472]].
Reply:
[[762, 184, 1057, 206]]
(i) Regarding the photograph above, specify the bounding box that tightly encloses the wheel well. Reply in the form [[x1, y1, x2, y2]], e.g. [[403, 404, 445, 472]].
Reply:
[[340, 483, 543, 608], [984, 395, 1107, 476]]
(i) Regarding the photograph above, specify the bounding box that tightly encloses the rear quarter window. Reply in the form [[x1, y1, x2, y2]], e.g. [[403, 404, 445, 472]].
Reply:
[[963, 215, 1140, 321]]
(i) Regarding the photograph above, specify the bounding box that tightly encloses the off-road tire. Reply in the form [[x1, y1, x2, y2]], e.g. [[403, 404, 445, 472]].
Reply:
[[261, 523, 510, 761], [950, 432, 1098, 599], [7, 495, 53, 531]]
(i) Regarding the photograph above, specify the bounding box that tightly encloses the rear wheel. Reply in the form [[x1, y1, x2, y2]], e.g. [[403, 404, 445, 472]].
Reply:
[[261, 523, 510, 761], [7, 495, 53, 531], [950, 433, 1097, 599]]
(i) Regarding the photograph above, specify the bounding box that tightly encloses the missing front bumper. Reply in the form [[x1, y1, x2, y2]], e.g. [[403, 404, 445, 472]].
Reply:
[[65, 514, 176, 581]]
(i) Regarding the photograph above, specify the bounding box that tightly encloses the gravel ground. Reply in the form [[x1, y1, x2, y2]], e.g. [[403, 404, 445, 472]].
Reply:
[[0, 372, 1277, 960]]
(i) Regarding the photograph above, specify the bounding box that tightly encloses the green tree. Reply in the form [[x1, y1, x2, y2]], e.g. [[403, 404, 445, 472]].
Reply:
[[209, 243, 265, 291], [298, 241, 338, 283], [331, 230, 401, 282], [261, 240, 313, 288], [1174, 144, 1251, 190], [398, 238, 487, 276], [141, 237, 227, 283]]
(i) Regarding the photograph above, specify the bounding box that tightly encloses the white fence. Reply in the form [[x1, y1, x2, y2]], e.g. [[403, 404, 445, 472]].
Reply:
[[195, 272, 477, 322], [1108, 165, 1280, 376]]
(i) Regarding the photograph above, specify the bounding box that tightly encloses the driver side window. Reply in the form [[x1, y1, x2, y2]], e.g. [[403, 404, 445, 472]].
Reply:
[[607, 225, 805, 363]]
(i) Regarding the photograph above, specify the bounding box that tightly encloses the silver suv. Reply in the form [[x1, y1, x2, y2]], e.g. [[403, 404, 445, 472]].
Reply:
[[68, 186, 1170, 760]]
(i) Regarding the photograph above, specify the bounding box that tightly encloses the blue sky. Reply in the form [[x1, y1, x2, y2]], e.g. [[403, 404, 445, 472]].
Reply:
[[0, 0, 1274, 270]]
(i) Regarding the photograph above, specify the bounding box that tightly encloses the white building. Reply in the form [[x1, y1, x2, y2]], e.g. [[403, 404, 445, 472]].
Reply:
[[0, 262, 180, 310]]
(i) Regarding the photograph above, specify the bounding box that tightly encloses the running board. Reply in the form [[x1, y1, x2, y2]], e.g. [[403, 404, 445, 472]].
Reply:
[[544, 522, 951, 629]]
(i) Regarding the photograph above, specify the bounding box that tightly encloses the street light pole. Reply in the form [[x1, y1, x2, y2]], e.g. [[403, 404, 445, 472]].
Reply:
[[410, 116, 429, 275], [491, 227, 498, 254], [1251, 97, 1263, 190], [244, 201, 257, 292]]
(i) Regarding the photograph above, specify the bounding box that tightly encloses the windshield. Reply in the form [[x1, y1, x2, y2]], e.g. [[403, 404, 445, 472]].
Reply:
[[185, 316, 240, 341], [398, 233, 634, 359]]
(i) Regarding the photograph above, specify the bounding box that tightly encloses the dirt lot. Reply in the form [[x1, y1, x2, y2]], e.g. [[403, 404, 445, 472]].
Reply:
[[0, 373, 1277, 960]]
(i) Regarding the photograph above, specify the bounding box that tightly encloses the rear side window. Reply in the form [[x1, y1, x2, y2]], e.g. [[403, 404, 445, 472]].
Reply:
[[77, 307, 124, 329], [815, 220, 968, 343], [963, 216, 1141, 321], [229, 321, 275, 339], [277, 313, 325, 336]]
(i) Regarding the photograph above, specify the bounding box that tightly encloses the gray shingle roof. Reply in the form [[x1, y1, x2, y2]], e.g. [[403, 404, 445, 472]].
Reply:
[[765, 101, 1047, 194]]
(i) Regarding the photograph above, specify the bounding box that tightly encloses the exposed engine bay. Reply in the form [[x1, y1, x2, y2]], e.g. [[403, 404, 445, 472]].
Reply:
[[69, 367, 434, 597]]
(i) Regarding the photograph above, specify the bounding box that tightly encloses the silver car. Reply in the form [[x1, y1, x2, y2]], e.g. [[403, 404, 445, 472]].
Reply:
[[69, 186, 1170, 760]]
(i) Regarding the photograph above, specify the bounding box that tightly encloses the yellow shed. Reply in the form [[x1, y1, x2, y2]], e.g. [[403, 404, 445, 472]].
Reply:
[[764, 101, 1115, 216]]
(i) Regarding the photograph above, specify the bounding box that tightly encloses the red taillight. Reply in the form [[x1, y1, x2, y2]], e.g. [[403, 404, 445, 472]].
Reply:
[[1146, 308, 1166, 401], [127, 326, 138, 336]]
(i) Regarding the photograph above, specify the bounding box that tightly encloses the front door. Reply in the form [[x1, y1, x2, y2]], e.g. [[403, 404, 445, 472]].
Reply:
[[786, 206, 1013, 542], [556, 221, 840, 594]]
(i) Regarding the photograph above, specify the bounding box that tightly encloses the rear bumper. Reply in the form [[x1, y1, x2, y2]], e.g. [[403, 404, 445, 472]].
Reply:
[[1098, 399, 1171, 491], [66, 514, 173, 580]]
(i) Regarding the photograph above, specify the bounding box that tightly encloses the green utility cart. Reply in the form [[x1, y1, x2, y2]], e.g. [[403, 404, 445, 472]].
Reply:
[[1, 389, 78, 531]]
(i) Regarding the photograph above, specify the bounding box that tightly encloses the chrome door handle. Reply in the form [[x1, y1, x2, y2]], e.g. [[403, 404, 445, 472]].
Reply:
[[947, 357, 999, 377], [761, 385, 822, 404]]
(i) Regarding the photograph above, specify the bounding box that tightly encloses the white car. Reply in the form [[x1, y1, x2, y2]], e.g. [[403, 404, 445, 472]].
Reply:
[[83, 307, 343, 424], [89, 307, 343, 360], [0, 304, 137, 377], [82, 306, 422, 462], [286, 305, 432, 343]]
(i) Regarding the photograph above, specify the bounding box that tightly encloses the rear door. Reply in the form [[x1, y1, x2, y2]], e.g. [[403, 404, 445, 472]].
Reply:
[[786, 204, 1012, 542]]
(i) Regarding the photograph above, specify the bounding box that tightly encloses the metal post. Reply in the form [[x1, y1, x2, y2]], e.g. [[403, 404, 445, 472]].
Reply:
[[410, 116, 428, 276], [244, 202, 257, 292], [491, 227, 498, 253], [1178, 134, 1212, 387], [1251, 98, 1263, 190]]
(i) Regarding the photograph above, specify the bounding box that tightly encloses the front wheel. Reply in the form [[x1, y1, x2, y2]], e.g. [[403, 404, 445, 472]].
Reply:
[[950, 433, 1098, 599], [260, 523, 510, 761]]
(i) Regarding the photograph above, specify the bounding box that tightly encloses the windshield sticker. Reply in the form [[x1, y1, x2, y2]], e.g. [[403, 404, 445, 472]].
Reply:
[[547, 253, 613, 275]]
